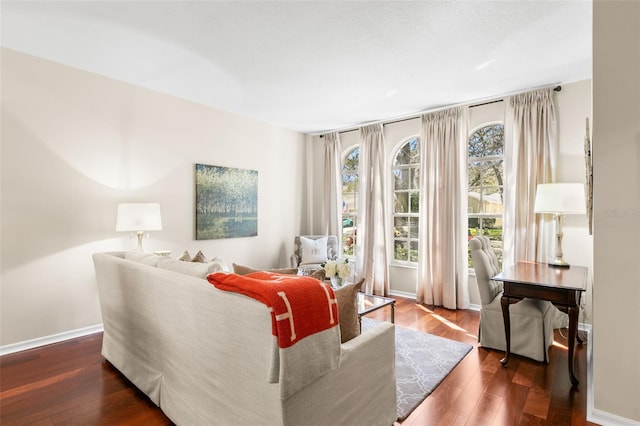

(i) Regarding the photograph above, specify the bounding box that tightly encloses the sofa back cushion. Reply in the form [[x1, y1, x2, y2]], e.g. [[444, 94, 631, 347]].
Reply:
[[124, 251, 162, 267], [158, 257, 228, 279], [233, 263, 325, 282]]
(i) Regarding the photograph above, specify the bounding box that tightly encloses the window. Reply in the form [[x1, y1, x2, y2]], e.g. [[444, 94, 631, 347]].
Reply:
[[468, 124, 504, 267], [342, 147, 359, 257], [392, 137, 420, 263]]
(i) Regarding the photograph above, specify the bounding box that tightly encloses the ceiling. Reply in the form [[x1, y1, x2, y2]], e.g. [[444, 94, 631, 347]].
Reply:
[[1, 1, 592, 134]]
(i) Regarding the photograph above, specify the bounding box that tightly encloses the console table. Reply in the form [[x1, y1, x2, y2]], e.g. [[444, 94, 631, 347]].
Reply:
[[492, 262, 588, 386]]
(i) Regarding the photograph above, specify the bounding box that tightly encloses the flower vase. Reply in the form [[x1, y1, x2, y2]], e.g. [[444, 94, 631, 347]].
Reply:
[[330, 276, 343, 288]]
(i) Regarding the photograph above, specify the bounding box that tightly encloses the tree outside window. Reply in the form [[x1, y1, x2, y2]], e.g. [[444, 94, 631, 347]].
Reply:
[[468, 124, 504, 267], [392, 137, 420, 263], [342, 147, 359, 257]]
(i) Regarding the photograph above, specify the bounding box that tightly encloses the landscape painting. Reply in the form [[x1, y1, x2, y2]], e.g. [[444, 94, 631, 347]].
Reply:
[[195, 164, 258, 240]]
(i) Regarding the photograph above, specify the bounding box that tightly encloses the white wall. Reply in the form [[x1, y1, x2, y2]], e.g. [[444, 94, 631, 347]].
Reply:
[[0, 48, 309, 346], [592, 1, 640, 423], [311, 81, 593, 319]]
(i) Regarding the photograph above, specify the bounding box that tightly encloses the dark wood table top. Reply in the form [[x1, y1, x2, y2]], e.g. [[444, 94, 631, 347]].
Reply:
[[493, 261, 587, 291]]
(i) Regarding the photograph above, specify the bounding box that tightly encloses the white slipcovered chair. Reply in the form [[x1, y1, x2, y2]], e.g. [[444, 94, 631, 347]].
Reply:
[[469, 235, 554, 362], [290, 235, 339, 269]]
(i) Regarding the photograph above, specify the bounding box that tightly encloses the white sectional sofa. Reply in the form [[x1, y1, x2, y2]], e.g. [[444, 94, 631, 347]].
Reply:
[[92, 251, 397, 425]]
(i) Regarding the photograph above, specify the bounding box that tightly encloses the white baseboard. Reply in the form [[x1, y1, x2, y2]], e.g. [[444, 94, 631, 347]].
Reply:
[[387, 289, 416, 299], [586, 328, 640, 426], [0, 324, 104, 357], [589, 409, 640, 426]]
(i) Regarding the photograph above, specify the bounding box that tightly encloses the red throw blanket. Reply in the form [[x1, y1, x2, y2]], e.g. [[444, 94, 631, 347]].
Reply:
[[207, 271, 338, 348]]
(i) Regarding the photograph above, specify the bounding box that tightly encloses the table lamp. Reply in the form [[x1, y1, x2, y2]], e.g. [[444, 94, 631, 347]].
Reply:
[[116, 203, 163, 251], [533, 183, 586, 267]]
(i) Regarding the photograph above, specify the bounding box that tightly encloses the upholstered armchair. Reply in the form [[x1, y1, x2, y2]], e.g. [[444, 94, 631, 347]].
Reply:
[[469, 236, 554, 362], [290, 235, 339, 269]]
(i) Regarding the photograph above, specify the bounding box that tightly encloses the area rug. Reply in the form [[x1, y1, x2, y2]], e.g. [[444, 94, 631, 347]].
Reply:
[[361, 318, 473, 421]]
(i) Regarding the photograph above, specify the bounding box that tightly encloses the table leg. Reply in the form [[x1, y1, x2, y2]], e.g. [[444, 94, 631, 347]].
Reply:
[[390, 303, 395, 324], [500, 296, 511, 366], [568, 305, 580, 386]]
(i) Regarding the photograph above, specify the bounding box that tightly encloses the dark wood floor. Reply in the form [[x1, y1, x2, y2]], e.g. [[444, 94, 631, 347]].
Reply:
[[0, 296, 596, 425]]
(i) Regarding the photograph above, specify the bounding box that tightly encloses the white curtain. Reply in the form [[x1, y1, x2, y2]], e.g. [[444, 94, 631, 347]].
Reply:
[[417, 107, 469, 309], [322, 132, 342, 245], [356, 124, 389, 295], [503, 89, 558, 267]]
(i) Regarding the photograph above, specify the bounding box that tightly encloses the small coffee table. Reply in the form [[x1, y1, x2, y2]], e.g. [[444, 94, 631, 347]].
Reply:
[[357, 293, 395, 329]]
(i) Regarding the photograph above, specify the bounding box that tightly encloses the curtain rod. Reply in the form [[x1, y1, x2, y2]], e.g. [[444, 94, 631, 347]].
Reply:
[[317, 84, 562, 137]]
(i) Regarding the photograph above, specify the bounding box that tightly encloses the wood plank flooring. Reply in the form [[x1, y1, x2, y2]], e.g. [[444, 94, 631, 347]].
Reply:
[[0, 296, 596, 425]]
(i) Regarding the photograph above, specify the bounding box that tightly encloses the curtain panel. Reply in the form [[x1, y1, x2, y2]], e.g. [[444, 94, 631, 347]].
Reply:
[[356, 124, 389, 295], [322, 132, 343, 246], [417, 107, 469, 309], [503, 89, 558, 267]]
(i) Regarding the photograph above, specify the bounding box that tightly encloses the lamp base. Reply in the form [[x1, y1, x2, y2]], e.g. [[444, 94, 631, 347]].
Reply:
[[136, 231, 145, 252], [548, 257, 570, 268]]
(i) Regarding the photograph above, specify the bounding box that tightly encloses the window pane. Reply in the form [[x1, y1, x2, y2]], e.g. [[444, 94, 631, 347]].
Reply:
[[482, 160, 504, 188], [468, 160, 483, 188], [343, 147, 359, 171], [468, 188, 482, 214], [409, 192, 419, 213], [343, 192, 357, 214], [480, 187, 503, 214], [343, 223, 356, 256], [394, 217, 408, 237], [409, 241, 418, 263], [394, 192, 408, 213], [394, 241, 408, 261], [343, 173, 358, 191], [409, 217, 419, 238], [394, 169, 410, 190], [468, 124, 504, 158], [393, 137, 419, 166], [411, 167, 420, 189]]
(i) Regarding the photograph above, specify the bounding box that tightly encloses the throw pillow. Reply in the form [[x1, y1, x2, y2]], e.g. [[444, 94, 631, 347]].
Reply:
[[299, 236, 328, 265], [210, 257, 230, 273], [177, 250, 192, 261], [191, 250, 208, 263], [335, 278, 364, 343]]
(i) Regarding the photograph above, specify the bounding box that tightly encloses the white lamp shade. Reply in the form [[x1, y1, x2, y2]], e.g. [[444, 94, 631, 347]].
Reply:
[[116, 203, 163, 232], [534, 183, 586, 214]]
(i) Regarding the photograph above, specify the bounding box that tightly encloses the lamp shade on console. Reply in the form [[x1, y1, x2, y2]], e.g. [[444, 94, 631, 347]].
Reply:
[[116, 203, 163, 251], [534, 183, 586, 267]]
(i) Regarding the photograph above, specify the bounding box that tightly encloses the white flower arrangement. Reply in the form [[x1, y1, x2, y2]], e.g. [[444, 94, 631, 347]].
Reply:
[[322, 258, 351, 279]]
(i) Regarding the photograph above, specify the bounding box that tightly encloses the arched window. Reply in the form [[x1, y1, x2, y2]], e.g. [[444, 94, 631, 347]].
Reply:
[[341, 146, 359, 257], [468, 123, 504, 267], [392, 137, 420, 263]]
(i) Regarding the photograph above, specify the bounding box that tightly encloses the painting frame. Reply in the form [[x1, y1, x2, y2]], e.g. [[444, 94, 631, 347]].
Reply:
[[195, 163, 258, 240]]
